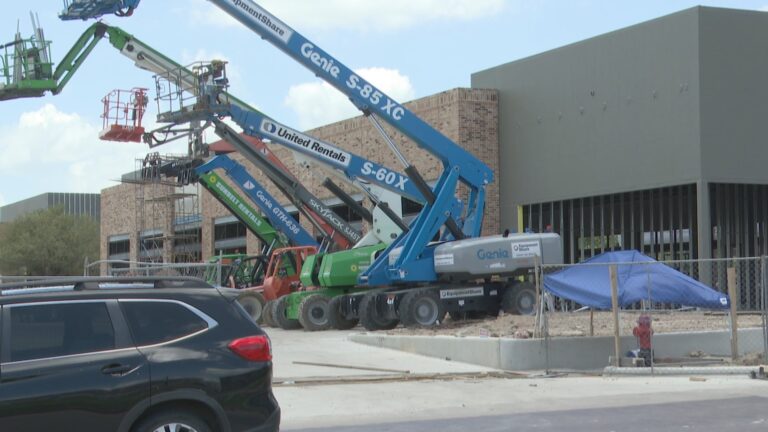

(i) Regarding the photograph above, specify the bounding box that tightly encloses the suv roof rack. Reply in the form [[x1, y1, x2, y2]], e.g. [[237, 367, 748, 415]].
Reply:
[[0, 276, 212, 294]]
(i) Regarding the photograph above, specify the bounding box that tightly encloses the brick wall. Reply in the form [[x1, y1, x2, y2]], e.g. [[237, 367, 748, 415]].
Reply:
[[100, 180, 175, 271]]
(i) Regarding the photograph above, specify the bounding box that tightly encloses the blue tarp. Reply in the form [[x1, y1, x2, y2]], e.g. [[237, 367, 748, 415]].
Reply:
[[543, 250, 730, 310]]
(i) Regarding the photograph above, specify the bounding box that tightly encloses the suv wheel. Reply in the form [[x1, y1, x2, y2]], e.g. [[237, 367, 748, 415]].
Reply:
[[134, 410, 211, 432]]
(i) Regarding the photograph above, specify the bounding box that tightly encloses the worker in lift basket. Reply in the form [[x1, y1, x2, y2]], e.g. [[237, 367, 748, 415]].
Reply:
[[633, 315, 654, 367]]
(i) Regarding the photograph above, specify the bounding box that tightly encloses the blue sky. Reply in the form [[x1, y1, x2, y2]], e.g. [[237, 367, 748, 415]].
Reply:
[[0, 0, 764, 206]]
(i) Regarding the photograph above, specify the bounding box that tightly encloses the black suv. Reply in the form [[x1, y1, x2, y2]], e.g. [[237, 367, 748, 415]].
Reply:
[[0, 277, 280, 432]]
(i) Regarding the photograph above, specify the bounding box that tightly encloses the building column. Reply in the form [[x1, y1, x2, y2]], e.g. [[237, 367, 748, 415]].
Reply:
[[129, 232, 139, 264], [202, 217, 215, 261], [696, 181, 714, 288], [246, 231, 262, 256], [696, 180, 712, 260]]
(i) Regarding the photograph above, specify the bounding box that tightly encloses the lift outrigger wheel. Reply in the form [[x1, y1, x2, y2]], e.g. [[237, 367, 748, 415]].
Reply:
[[99, 87, 148, 142]]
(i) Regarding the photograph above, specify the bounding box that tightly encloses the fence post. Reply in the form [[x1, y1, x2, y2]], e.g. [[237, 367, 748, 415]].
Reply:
[[534, 256, 541, 313], [217, 253, 223, 286], [727, 267, 738, 361], [610, 264, 620, 367], [762, 256, 768, 361]]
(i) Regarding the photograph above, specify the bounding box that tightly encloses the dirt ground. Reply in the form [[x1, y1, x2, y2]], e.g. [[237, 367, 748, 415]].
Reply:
[[385, 310, 764, 340]]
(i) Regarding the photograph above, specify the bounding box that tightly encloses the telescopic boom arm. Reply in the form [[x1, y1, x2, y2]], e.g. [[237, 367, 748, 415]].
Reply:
[[205, 0, 494, 285], [195, 155, 320, 249]]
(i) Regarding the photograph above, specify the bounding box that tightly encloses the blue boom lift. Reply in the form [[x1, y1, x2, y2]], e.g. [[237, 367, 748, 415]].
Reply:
[[201, 0, 564, 329], [60, 0, 140, 20]]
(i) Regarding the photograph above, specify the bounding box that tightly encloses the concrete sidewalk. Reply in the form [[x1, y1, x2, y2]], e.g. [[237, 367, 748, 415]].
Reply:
[[267, 328, 495, 382], [266, 329, 768, 430]]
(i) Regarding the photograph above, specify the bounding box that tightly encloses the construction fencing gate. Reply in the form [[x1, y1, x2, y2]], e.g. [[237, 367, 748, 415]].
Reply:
[[534, 256, 768, 372]]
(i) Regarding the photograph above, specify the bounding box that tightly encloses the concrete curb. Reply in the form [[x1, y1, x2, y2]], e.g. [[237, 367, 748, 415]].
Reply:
[[272, 371, 525, 387], [351, 328, 765, 372], [603, 366, 759, 376]]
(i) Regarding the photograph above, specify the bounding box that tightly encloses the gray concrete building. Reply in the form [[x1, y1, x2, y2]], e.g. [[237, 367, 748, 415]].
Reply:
[[472, 6, 768, 264], [0, 193, 100, 223]]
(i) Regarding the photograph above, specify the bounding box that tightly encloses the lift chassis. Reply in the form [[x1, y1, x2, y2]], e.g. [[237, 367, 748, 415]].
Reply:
[[329, 231, 562, 329], [336, 279, 536, 330]]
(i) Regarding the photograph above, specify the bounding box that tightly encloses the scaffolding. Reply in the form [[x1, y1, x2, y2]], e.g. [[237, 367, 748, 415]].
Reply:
[[122, 152, 203, 265]]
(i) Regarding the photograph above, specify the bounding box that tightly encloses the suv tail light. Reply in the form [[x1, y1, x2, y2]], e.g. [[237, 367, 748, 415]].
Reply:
[[228, 335, 272, 362]]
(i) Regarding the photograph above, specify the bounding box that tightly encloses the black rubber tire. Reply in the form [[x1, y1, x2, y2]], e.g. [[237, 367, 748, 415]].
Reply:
[[399, 289, 445, 328], [272, 295, 302, 330], [328, 295, 358, 330], [262, 299, 275, 327], [237, 291, 266, 323], [297, 294, 332, 331], [359, 292, 398, 331], [501, 282, 537, 315], [133, 410, 211, 432]]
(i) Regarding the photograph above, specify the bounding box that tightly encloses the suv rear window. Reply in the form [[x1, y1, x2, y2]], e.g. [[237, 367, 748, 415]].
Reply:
[[121, 301, 208, 346], [8, 302, 115, 362]]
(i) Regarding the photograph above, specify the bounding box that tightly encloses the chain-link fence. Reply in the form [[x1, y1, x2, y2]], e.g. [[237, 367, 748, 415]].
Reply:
[[536, 256, 768, 371], [84, 260, 223, 286]]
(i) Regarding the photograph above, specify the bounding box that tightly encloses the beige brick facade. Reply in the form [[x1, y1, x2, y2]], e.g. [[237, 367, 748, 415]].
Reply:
[[100, 180, 177, 272], [100, 88, 500, 265]]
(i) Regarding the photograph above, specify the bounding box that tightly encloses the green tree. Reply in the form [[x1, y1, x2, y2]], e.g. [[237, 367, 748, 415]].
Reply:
[[0, 206, 100, 276]]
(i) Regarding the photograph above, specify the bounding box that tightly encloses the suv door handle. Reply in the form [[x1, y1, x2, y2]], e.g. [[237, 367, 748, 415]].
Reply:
[[101, 364, 133, 376]]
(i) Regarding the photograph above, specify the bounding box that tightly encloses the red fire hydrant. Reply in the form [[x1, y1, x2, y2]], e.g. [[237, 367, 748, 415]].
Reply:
[[633, 315, 654, 367]]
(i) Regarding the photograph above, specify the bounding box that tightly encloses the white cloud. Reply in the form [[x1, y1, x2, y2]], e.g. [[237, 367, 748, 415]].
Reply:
[[284, 67, 415, 129], [186, 1, 241, 28], [189, 0, 505, 31], [0, 104, 182, 201], [760, 5, 768, 11]]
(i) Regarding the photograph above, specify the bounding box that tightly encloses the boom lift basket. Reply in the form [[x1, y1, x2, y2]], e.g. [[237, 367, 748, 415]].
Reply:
[[99, 87, 148, 142], [153, 60, 230, 124], [59, 0, 140, 21], [0, 23, 55, 101]]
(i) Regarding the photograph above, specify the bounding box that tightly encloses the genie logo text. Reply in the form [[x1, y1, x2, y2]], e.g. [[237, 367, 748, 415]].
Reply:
[[476, 248, 509, 260]]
